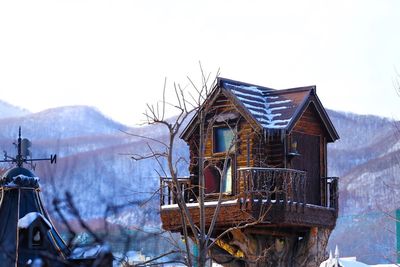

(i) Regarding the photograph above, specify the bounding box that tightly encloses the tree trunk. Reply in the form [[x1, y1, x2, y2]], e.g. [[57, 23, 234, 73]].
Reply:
[[211, 227, 331, 267]]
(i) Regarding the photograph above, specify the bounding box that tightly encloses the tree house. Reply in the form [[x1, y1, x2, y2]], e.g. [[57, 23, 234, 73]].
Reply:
[[160, 78, 339, 266]]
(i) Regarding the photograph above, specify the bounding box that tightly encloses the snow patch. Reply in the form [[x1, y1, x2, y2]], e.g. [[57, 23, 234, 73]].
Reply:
[[69, 244, 111, 259], [161, 199, 238, 210], [18, 212, 51, 229], [224, 83, 293, 130], [224, 82, 261, 93], [1, 175, 39, 188]]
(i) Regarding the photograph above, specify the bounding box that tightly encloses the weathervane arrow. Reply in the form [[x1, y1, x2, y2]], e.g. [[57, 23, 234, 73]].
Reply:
[[0, 127, 57, 169]]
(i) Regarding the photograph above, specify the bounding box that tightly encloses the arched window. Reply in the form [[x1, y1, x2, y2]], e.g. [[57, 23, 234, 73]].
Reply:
[[204, 159, 233, 194], [204, 165, 220, 194]]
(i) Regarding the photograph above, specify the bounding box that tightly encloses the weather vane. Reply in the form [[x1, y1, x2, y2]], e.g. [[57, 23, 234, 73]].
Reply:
[[0, 127, 56, 169]]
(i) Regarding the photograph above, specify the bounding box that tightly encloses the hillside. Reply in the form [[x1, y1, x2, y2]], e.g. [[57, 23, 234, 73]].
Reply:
[[326, 111, 400, 264], [0, 105, 129, 140], [0, 104, 399, 264], [0, 100, 30, 119]]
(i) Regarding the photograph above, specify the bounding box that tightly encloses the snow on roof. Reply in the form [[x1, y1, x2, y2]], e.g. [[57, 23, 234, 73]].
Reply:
[[18, 212, 51, 229], [371, 265, 399, 267], [319, 257, 397, 267], [69, 244, 111, 259], [1, 174, 40, 188], [220, 80, 304, 130], [338, 258, 370, 267]]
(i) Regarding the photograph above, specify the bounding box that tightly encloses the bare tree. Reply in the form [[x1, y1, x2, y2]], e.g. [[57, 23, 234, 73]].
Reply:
[[127, 66, 220, 266], [125, 65, 275, 267]]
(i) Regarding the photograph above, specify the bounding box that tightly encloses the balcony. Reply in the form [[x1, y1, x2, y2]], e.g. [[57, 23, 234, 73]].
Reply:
[[160, 168, 338, 232]]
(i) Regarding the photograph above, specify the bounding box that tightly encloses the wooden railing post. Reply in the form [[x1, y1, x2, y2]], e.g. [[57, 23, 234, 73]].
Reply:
[[320, 177, 339, 211], [160, 177, 164, 206]]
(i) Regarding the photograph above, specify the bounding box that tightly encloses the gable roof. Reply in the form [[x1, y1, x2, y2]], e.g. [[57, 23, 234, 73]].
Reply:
[[221, 78, 309, 129], [181, 77, 339, 142]]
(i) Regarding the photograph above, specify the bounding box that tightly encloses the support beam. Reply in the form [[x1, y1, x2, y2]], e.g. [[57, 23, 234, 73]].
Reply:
[[215, 239, 244, 258]]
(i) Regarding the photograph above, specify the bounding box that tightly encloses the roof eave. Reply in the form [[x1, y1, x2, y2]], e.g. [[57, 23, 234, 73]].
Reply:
[[180, 84, 222, 141], [286, 89, 313, 133], [312, 93, 340, 141], [220, 87, 265, 132], [286, 88, 340, 142]]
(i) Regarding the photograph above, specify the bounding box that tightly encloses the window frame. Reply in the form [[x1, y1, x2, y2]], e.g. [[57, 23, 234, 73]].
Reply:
[[212, 125, 236, 155], [204, 157, 235, 196]]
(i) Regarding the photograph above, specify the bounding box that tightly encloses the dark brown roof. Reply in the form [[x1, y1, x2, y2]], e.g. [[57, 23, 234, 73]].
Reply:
[[221, 78, 311, 130], [181, 77, 339, 142]]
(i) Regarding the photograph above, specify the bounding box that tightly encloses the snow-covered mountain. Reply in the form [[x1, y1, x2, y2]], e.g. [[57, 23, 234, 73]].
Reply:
[[326, 111, 400, 264], [0, 100, 30, 119], [0, 103, 398, 264], [0, 105, 129, 140]]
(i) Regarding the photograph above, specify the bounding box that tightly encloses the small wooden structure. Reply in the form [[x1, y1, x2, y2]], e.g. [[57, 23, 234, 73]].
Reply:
[[160, 78, 339, 266]]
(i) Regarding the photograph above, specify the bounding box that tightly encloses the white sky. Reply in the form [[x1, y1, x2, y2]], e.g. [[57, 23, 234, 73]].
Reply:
[[0, 0, 399, 126]]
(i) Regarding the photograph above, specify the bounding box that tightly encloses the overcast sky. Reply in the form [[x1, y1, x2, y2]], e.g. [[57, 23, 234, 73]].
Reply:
[[0, 0, 399, 126]]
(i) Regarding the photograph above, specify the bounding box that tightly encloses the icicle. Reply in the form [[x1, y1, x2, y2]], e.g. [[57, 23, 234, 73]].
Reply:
[[328, 250, 333, 265], [280, 129, 284, 142], [264, 128, 266, 143]]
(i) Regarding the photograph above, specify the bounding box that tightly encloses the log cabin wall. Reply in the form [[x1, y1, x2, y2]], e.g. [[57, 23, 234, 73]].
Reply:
[[186, 92, 263, 196], [251, 134, 284, 168], [289, 100, 330, 205], [266, 137, 285, 168]]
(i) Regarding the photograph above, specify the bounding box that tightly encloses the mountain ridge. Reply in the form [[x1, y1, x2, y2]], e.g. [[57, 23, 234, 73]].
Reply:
[[0, 100, 30, 119]]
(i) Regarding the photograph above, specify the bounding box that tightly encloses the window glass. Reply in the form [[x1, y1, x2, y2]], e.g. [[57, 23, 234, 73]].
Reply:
[[32, 227, 42, 247], [214, 127, 234, 153], [221, 160, 232, 194]]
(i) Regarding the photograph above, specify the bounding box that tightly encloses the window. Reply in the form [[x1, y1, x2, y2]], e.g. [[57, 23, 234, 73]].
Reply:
[[204, 159, 232, 194], [213, 127, 235, 153], [204, 165, 220, 194], [221, 159, 232, 194], [32, 227, 43, 247]]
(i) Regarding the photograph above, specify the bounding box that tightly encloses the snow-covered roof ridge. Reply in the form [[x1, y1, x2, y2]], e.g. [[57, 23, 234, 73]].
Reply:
[[0, 174, 40, 188], [18, 212, 51, 229], [220, 78, 302, 130]]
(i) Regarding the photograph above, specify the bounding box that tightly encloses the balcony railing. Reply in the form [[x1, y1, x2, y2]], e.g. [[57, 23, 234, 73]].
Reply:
[[237, 167, 307, 207], [160, 169, 339, 210], [160, 177, 192, 205]]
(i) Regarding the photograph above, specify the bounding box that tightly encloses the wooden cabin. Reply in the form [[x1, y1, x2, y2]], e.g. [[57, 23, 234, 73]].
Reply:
[[160, 77, 339, 264]]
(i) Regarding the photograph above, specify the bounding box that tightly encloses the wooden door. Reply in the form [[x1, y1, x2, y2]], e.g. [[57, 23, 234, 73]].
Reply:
[[291, 132, 321, 205]]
